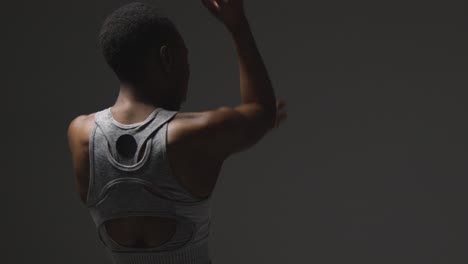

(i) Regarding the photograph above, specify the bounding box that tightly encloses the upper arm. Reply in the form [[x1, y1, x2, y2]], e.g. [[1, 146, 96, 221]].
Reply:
[[177, 103, 275, 160], [67, 115, 95, 203]]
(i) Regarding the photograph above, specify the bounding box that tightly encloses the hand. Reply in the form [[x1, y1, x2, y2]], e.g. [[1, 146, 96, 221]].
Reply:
[[201, 0, 247, 30], [273, 99, 288, 129]]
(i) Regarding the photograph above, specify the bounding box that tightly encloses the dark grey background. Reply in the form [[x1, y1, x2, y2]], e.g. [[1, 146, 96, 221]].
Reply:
[[3, 0, 468, 263]]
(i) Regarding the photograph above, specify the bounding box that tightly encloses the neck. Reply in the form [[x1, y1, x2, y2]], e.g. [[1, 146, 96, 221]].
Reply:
[[114, 80, 183, 112], [113, 82, 161, 110]]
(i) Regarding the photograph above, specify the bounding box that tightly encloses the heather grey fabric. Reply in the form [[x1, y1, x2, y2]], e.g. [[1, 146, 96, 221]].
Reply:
[[86, 107, 212, 264]]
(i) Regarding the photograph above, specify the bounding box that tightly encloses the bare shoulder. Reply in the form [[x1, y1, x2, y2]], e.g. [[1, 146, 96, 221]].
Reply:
[[166, 109, 218, 149], [67, 113, 97, 146], [166, 107, 240, 161]]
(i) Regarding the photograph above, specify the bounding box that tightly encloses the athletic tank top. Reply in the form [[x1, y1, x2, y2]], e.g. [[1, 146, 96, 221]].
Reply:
[[85, 107, 213, 264]]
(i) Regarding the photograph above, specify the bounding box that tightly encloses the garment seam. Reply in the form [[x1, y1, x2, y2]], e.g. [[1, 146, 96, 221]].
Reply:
[[86, 120, 98, 207], [108, 107, 161, 129]]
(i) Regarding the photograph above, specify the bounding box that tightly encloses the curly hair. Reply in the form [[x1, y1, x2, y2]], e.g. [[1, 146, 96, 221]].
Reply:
[[98, 2, 180, 84]]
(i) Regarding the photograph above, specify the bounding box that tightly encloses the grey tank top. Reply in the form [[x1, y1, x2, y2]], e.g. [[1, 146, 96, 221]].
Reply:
[[86, 107, 213, 264]]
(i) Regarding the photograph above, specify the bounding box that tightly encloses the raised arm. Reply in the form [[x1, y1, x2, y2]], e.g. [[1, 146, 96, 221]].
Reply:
[[202, 0, 277, 125], [171, 0, 287, 161]]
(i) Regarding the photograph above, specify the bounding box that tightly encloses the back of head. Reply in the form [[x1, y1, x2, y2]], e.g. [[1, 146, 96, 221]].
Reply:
[[98, 2, 180, 85]]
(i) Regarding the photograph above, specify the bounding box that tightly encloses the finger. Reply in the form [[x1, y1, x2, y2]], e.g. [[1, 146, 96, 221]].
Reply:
[[202, 0, 220, 13], [215, 0, 227, 7], [276, 99, 286, 109], [277, 104, 286, 112], [213, 0, 221, 10], [275, 112, 288, 127]]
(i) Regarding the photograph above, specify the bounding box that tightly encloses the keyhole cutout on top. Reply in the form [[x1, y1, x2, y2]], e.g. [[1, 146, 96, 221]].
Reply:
[[114, 134, 149, 163], [116, 134, 137, 159]]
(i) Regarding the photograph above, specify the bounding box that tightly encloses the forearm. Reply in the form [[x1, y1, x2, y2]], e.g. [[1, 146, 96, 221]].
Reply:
[[228, 19, 277, 119]]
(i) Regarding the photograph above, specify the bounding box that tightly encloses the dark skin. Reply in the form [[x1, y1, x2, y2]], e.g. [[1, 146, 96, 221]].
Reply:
[[68, 0, 287, 249], [67, 34, 218, 247]]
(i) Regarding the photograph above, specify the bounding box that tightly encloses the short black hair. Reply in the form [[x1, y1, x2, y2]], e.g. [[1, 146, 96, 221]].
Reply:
[[98, 2, 180, 84]]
